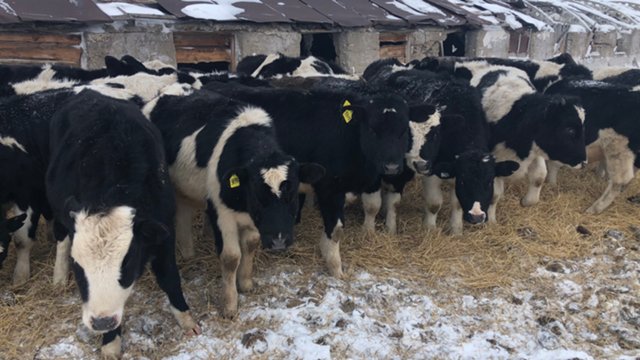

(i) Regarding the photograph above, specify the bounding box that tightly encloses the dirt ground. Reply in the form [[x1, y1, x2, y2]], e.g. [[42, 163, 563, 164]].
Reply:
[[0, 166, 639, 359]]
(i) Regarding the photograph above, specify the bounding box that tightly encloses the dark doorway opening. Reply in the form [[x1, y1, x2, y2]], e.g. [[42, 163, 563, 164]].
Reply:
[[300, 33, 337, 62], [443, 32, 465, 57]]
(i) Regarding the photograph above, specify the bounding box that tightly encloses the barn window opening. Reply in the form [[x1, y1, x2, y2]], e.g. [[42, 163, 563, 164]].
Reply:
[[443, 32, 465, 57], [300, 33, 337, 62], [379, 33, 408, 62], [173, 32, 233, 72]]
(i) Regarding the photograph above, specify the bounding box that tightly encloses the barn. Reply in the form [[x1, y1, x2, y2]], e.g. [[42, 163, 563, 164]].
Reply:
[[0, 0, 639, 74]]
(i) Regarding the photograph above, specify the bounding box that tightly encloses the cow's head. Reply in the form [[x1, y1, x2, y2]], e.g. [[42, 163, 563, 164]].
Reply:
[[221, 155, 324, 251], [406, 108, 442, 175], [0, 213, 26, 267], [65, 202, 166, 333], [535, 95, 587, 168], [344, 93, 435, 175], [434, 151, 519, 224]]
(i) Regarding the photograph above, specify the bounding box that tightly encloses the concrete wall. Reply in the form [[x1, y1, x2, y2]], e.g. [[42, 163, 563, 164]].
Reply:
[[333, 30, 379, 75], [407, 28, 448, 61], [234, 30, 301, 66], [83, 29, 176, 70], [529, 31, 556, 59], [465, 26, 509, 58]]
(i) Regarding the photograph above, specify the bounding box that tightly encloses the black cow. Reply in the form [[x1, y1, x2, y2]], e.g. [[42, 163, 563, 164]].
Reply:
[[419, 53, 592, 92], [144, 86, 324, 318], [46, 90, 200, 357], [546, 79, 640, 213], [0, 89, 81, 284], [592, 67, 640, 87], [236, 53, 351, 79], [450, 62, 586, 222], [205, 79, 433, 277], [363, 59, 519, 234]]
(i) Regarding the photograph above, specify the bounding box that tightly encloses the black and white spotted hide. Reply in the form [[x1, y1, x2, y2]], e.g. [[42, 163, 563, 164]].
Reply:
[[0, 213, 27, 267]]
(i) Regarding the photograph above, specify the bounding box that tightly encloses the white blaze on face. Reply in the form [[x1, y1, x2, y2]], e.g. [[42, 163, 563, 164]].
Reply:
[[261, 164, 289, 198], [71, 206, 136, 331], [251, 54, 281, 78], [468, 201, 484, 216], [0, 135, 27, 153], [575, 105, 586, 123], [12, 64, 79, 95], [383, 108, 397, 113], [406, 110, 441, 168]]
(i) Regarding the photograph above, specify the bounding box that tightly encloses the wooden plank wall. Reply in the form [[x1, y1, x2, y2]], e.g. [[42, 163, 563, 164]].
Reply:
[[0, 33, 81, 65], [173, 32, 233, 66], [379, 32, 407, 62]]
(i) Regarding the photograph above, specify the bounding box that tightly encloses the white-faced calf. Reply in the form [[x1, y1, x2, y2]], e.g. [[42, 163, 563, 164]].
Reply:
[[46, 90, 200, 357], [144, 88, 324, 318]]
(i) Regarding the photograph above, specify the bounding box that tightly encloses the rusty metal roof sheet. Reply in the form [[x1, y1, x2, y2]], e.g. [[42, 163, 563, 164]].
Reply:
[[6, 0, 111, 22]]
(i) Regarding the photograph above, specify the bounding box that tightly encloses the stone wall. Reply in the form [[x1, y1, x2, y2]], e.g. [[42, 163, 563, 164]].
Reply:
[[465, 26, 509, 58], [407, 28, 449, 61], [333, 30, 379, 75], [234, 30, 301, 66]]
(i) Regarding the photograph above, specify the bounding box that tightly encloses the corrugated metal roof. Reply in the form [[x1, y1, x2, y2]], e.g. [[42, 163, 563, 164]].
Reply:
[[6, 0, 111, 22], [0, 0, 638, 31]]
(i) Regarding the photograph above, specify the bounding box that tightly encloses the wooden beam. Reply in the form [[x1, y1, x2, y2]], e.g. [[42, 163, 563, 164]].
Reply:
[[380, 44, 406, 62], [175, 47, 232, 64], [173, 32, 231, 48], [380, 32, 407, 43]]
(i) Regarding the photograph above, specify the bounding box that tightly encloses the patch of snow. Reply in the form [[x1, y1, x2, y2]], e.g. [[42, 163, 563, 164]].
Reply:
[[97, 2, 164, 17], [390, 0, 446, 16], [569, 24, 588, 33], [180, 0, 260, 21], [0, 0, 16, 16], [37, 336, 86, 359]]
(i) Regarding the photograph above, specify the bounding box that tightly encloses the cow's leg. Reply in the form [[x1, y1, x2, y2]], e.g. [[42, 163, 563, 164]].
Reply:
[[150, 234, 200, 335], [214, 211, 242, 318], [237, 227, 260, 293], [586, 147, 635, 214], [450, 188, 463, 235], [317, 191, 346, 278], [361, 190, 381, 232], [101, 326, 122, 359], [488, 177, 504, 224], [12, 206, 35, 285], [422, 176, 442, 228], [546, 160, 561, 185], [521, 156, 547, 207], [384, 191, 402, 235], [175, 195, 196, 259], [52, 236, 70, 285]]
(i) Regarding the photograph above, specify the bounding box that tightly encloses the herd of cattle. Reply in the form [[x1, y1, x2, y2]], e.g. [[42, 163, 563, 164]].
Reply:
[[0, 51, 639, 357]]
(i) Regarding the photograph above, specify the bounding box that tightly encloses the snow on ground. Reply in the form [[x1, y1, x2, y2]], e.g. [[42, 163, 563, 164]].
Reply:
[[32, 233, 639, 360]]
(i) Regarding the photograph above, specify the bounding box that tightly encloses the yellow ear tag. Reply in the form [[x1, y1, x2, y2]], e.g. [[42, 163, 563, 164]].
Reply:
[[342, 100, 353, 124], [229, 174, 240, 188]]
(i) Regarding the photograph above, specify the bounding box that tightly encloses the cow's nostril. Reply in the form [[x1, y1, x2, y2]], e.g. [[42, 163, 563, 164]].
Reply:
[[91, 316, 118, 331]]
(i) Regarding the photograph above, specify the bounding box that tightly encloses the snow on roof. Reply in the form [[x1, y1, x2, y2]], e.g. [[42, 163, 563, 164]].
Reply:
[[1, 0, 639, 31]]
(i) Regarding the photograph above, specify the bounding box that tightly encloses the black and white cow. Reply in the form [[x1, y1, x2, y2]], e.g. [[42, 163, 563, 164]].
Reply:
[[0, 89, 82, 285], [419, 53, 592, 92], [546, 79, 640, 213], [592, 67, 640, 87], [0, 211, 26, 268], [205, 79, 433, 277], [46, 90, 200, 357], [363, 59, 519, 234], [143, 86, 324, 318], [236, 53, 352, 79], [450, 61, 586, 222]]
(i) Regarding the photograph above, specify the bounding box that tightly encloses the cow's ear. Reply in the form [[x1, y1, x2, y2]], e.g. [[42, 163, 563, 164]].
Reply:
[[6, 214, 27, 233], [64, 196, 82, 220], [120, 55, 147, 73], [495, 161, 519, 177], [105, 56, 126, 76], [433, 162, 455, 179], [299, 163, 325, 184], [409, 104, 437, 123], [134, 219, 170, 246], [220, 168, 248, 208]]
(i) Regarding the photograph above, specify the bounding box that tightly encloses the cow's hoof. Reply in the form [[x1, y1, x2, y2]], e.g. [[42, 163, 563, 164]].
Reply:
[[328, 266, 344, 279], [520, 197, 538, 207], [52, 272, 68, 286], [101, 336, 121, 359], [12, 272, 29, 286], [184, 323, 202, 337], [222, 307, 238, 320], [585, 206, 600, 215], [237, 278, 254, 293]]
